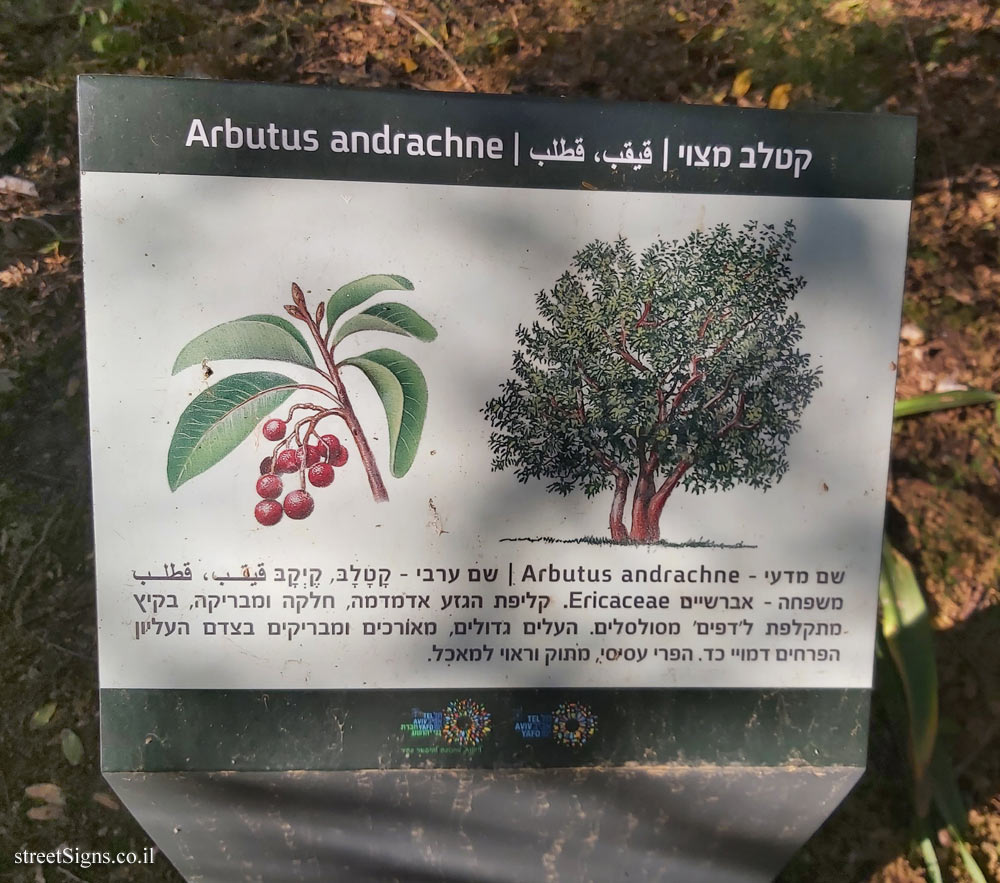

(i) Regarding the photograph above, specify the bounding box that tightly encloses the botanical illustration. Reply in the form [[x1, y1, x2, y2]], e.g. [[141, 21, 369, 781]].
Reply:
[[484, 221, 822, 543], [167, 275, 435, 524]]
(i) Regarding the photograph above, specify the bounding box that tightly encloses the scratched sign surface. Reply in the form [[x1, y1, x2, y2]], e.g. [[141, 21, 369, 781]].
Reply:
[[79, 77, 915, 690]]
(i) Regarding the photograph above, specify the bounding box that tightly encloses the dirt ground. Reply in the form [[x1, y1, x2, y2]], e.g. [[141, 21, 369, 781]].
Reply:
[[0, 1, 997, 880]]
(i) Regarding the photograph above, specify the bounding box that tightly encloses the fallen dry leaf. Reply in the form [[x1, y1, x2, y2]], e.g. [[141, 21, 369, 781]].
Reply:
[[92, 792, 120, 811], [0, 261, 35, 288], [731, 68, 753, 98], [0, 175, 39, 197], [29, 701, 57, 730], [25, 783, 65, 806], [934, 377, 967, 393], [899, 321, 926, 346], [768, 83, 793, 110], [27, 804, 64, 821]]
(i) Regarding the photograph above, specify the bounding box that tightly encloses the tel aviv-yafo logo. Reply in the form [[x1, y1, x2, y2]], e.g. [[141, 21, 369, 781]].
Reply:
[[441, 699, 493, 748], [514, 702, 598, 748]]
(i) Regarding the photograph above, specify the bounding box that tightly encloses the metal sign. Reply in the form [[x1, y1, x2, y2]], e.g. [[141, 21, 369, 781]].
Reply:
[[81, 75, 913, 766]]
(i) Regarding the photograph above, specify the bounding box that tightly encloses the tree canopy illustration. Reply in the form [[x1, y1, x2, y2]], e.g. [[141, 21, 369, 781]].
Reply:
[[167, 275, 435, 525], [484, 221, 821, 543]]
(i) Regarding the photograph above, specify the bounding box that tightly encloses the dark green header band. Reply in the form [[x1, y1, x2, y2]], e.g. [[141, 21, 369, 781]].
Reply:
[[101, 687, 869, 772], [79, 76, 915, 200]]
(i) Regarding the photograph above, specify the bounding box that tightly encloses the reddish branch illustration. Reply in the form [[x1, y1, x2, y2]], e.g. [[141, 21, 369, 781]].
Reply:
[[484, 222, 821, 543], [167, 275, 435, 524]]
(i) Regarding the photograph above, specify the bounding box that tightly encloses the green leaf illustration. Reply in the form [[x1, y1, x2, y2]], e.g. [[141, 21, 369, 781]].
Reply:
[[332, 302, 437, 347], [171, 315, 315, 375], [339, 349, 427, 478], [167, 372, 296, 490], [326, 274, 414, 332]]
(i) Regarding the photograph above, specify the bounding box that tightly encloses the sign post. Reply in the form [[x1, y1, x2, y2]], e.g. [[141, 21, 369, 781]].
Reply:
[[79, 75, 915, 882]]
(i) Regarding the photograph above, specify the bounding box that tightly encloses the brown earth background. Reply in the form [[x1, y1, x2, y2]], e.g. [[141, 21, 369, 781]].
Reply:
[[0, 0, 998, 880]]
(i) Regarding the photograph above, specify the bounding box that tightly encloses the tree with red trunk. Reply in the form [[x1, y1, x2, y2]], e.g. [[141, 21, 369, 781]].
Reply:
[[483, 221, 821, 543]]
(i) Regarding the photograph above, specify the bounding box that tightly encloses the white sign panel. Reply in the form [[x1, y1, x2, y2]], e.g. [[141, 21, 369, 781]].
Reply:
[[79, 76, 915, 692]]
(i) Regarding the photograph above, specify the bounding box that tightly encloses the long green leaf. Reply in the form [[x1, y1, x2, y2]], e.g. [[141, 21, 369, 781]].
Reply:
[[167, 372, 296, 490], [879, 564, 990, 883], [171, 315, 315, 374], [325, 274, 414, 332], [880, 537, 938, 815], [930, 748, 991, 883], [931, 743, 970, 836], [918, 826, 944, 883], [332, 302, 437, 347], [949, 825, 990, 883], [339, 349, 427, 478], [894, 389, 998, 420]]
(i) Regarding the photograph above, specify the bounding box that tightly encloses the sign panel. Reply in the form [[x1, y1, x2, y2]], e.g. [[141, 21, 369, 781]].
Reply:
[[80, 77, 914, 701]]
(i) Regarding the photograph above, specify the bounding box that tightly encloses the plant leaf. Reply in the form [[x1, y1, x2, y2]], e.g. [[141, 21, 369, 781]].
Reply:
[[879, 538, 937, 815], [930, 738, 971, 833], [332, 302, 437, 347], [171, 315, 315, 374], [768, 82, 793, 110], [25, 783, 65, 806], [167, 372, 297, 490], [918, 824, 944, 883], [928, 746, 991, 882], [326, 274, 414, 332], [339, 349, 427, 477], [949, 825, 990, 883], [731, 68, 753, 98], [93, 792, 121, 811], [61, 728, 84, 766], [893, 389, 998, 420], [29, 701, 57, 729], [27, 804, 64, 821]]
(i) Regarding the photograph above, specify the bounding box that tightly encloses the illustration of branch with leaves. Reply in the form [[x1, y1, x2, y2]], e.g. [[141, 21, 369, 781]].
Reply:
[[166, 275, 435, 525]]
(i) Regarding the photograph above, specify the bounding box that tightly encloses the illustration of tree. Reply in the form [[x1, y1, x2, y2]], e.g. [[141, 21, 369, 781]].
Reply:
[[167, 276, 435, 524], [483, 221, 821, 543]]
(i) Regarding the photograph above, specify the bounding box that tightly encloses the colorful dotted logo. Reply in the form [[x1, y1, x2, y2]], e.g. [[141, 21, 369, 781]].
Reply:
[[552, 701, 597, 747], [441, 698, 492, 747]]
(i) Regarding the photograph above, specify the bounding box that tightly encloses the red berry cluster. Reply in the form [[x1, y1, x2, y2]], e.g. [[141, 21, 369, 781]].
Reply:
[[254, 417, 350, 526]]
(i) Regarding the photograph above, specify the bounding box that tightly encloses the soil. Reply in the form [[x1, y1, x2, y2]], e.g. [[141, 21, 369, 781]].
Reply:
[[1, 1, 997, 881]]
